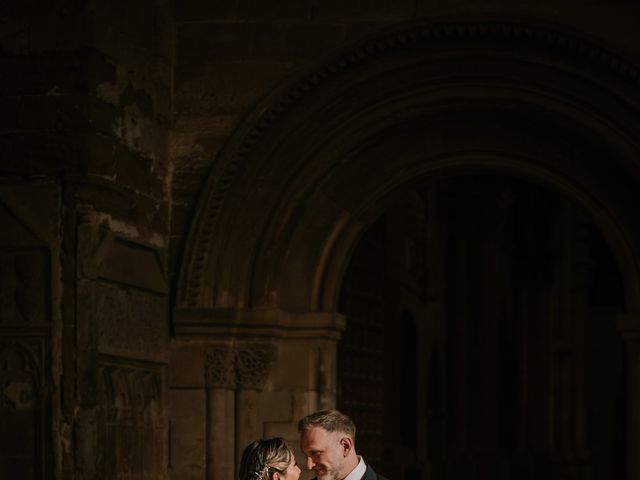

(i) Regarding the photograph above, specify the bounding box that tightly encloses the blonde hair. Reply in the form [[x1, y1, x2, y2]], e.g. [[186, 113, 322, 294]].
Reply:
[[238, 438, 293, 480]]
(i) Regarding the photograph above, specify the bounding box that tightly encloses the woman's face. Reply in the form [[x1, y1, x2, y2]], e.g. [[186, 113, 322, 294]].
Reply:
[[276, 454, 301, 480]]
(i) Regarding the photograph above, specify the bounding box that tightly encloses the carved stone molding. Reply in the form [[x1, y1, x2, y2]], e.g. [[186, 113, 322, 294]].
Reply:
[[174, 308, 345, 340], [204, 344, 276, 390], [177, 19, 640, 310]]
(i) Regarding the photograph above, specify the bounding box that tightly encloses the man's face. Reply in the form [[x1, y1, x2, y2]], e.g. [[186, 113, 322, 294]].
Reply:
[[299, 426, 347, 480]]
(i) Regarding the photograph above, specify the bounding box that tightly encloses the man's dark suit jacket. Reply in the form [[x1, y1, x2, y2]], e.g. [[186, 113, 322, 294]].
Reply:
[[313, 463, 389, 480], [361, 463, 389, 480]]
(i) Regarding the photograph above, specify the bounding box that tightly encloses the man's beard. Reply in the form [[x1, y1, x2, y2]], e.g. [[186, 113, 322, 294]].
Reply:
[[314, 467, 338, 480]]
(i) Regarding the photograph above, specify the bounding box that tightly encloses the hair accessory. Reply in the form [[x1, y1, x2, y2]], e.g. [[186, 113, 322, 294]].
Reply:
[[254, 465, 270, 480]]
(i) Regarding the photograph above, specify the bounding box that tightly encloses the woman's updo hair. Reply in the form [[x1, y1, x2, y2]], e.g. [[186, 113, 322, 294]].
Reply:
[[238, 437, 293, 480]]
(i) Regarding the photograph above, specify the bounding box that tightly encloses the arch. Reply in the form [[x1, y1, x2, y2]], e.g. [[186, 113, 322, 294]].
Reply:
[[175, 19, 640, 320]]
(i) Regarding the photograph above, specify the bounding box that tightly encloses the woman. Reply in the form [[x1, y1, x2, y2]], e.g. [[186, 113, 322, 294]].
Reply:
[[238, 437, 301, 480]]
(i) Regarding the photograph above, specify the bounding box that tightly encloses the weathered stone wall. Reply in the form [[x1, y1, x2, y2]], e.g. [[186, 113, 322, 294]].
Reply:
[[1, 1, 173, 479], [2, 1, 640, 479]]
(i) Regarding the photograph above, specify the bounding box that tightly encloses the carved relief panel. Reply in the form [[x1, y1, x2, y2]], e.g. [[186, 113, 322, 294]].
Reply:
[[77, 220, 170, 362], [98, 363, 166, 480], [95, 283, 168, 361], [0, 179, 59, 480], [75, 208, 169, 479], [0, 341, 50, 479]]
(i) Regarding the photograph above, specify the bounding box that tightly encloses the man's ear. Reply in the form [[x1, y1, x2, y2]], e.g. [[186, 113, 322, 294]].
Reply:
[[339, 436, 354, 456]]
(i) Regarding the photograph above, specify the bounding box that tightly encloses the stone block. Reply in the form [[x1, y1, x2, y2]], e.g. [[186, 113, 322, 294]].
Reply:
[[170, 158, 213, 200], [71, 173, 169, 234], [175, 1, 239, 22], [94, 283, 170, 361], [116, 152, 166, 200], [177, 23, 345, 63], [258, 391, 292, 422], [238, 0, 311, 20], [0, 52, 91, 95], [174, 60, 294, 116], [174, 114, 240, 137], [91, 0, 173, 65], [291, 391, 318, 420], [312, 0, 414, 20], [177, 0, 311, 22], [272, 341, 318, 390], [169, 389, 206, 476], [83, 133, 166, 200], [170, 345, 205, 388], [168, 206, 196, 247], [263, 421, 298, 441]]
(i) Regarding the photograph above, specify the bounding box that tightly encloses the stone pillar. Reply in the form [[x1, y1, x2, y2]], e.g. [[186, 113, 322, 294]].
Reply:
[[234, 345, 276, 469], [206, 389, 235, 480], [235, 389, 258, 469], [204, 343, 276, 480], [619, 317, 640, 480], [204, 348, 236, 480]]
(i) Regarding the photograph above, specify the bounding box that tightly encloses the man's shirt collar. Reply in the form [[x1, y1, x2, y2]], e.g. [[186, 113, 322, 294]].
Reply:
[[343, 456, 367, 480]]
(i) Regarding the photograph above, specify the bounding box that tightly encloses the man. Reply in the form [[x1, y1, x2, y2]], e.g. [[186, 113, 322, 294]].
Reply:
[[298, 410, 389, 480]]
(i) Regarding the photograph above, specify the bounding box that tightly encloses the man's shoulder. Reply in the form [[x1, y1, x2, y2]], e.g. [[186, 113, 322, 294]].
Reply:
[[364, 463, 390, 480]]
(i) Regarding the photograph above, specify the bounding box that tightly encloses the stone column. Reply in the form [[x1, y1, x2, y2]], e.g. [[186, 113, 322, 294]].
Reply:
[[619, 317, 640, 480], [204, 348, 237, 480], [234, 345, 276, 470], [235, 389, 258, 469]]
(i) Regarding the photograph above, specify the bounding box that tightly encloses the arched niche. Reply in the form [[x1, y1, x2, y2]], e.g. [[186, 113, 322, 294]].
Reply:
[[176, 19, 640, 318], [172, 19, 640, 480]]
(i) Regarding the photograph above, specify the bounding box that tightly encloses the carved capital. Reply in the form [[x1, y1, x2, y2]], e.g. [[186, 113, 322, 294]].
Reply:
[[235, 344, 276, 390], [204, 344, 276, 390], [204, 348, 236, 388]]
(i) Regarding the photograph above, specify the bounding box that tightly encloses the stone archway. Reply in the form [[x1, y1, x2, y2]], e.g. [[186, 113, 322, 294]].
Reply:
[[172, 20, 640, 480]]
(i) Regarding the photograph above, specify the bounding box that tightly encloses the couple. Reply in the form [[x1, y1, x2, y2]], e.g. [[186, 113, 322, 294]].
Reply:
[[239, 409, 389, 480]]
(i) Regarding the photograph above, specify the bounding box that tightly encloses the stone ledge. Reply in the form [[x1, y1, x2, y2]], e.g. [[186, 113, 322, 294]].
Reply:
[[173, 307, 345, 340]]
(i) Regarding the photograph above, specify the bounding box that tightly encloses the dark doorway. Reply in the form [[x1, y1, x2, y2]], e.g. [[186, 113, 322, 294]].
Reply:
[[337, 174, 626, 480]]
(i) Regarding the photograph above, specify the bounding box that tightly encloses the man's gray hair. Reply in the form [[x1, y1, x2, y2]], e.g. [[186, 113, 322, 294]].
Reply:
[[297, 409, 356, 439]]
